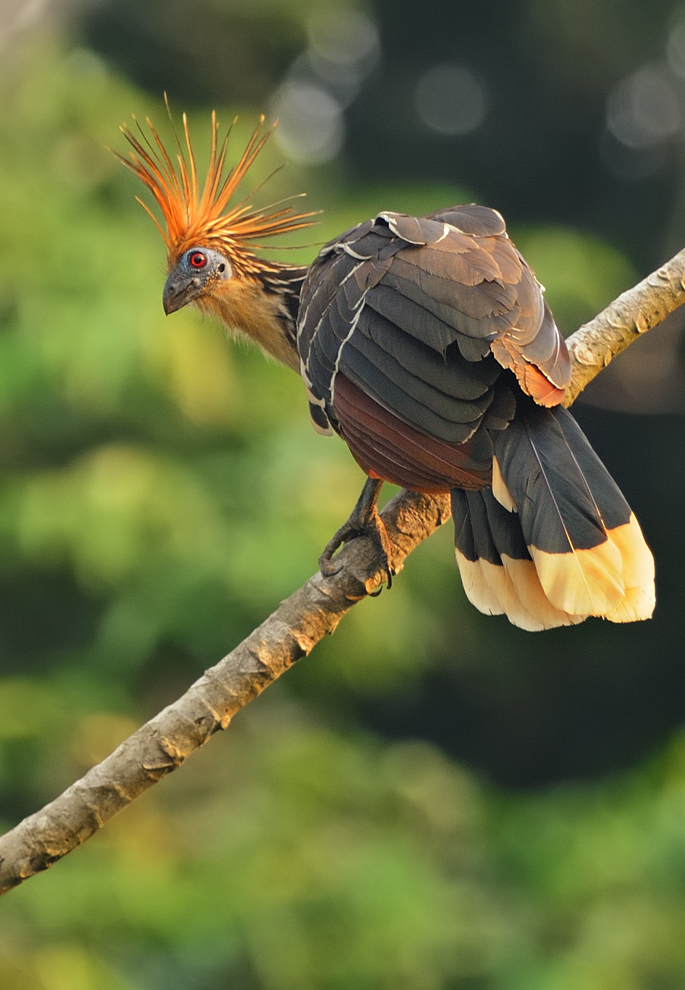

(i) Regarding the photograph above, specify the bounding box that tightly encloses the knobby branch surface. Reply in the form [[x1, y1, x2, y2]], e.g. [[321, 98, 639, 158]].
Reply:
[[1, 249, 685, 896], [563, 246, 685, 405]]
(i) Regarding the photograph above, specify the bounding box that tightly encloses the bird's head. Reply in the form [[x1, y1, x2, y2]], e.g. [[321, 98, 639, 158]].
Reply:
[[162, 245, 232, 316], [115, 107, 316, 368]]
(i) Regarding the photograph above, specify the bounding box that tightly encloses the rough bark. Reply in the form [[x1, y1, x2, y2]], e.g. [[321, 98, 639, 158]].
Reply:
[[563, 246, 685, 405], [1, 249, 685, 896]]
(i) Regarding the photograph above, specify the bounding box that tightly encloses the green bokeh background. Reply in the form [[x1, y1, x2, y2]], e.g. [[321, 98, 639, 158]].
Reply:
[[1, 2, 685, 987]]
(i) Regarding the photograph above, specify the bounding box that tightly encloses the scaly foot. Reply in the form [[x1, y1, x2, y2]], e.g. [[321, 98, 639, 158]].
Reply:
[[319, 477, 394, 591]]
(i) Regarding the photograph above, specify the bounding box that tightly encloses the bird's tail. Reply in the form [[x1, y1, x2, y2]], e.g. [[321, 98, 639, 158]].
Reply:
[[451, 401, 655, 631]]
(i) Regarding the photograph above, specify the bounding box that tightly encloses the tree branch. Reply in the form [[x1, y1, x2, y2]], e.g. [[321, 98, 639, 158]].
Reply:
[[1, 248, 684, 896], [563, 246, 685, 405]]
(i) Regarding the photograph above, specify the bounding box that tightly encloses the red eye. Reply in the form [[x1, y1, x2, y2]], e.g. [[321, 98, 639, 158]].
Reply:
[[189, 251, 207, 269]]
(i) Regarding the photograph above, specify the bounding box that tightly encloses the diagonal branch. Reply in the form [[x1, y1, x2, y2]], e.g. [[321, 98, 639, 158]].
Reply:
[[1, 248, 685, 896], [563, 246, 685, 405]]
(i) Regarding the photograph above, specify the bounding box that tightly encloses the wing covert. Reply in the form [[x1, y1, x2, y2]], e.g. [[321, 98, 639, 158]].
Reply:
[[297, 204, 571, 457]]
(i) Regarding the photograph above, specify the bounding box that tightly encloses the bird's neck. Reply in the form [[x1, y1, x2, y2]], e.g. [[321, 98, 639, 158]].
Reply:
[[198, 263, 307, 373]]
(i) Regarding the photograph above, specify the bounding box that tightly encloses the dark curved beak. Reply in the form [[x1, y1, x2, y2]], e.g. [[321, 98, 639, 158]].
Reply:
[[163, 273, 201, 315]]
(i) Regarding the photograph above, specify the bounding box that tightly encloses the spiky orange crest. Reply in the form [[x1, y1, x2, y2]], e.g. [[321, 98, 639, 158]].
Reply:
[[115, 107, 317, 274]]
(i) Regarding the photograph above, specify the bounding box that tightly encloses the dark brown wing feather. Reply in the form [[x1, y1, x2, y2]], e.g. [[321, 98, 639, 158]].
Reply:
[[297, 203, 570, 488], [297, 204, 654, 630]]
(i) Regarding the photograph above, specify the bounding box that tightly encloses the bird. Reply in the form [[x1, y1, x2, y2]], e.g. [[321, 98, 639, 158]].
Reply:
[[116, 110, 655, 631]]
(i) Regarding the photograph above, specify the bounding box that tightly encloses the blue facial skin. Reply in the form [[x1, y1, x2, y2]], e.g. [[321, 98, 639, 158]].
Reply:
[[162, 247, 232, 314]]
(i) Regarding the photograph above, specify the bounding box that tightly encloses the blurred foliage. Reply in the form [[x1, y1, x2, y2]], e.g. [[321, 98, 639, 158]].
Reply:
[[0, 5, 684, 989], [79, 0, 312, 106]]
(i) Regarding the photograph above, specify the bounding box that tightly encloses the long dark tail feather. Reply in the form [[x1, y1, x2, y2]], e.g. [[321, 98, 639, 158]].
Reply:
[[452, 403, 655, 630]]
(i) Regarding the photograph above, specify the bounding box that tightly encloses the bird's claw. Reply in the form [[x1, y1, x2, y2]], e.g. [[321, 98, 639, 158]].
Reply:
[[319, 478, 394, 592], [318, 520, 394, 591], [318, 543, 345, 577]]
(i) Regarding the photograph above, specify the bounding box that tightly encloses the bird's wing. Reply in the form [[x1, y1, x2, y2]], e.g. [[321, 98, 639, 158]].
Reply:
[[297, 205, 571, 489]]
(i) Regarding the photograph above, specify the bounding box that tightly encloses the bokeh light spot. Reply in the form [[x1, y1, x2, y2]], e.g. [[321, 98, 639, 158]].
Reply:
[[606, 65, 681, 149], [415, 64, 487, 136], [270, 80, 344, 164]]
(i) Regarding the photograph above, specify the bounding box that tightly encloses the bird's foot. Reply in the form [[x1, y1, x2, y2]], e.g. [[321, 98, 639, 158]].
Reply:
[[319, 478, 394, 593]]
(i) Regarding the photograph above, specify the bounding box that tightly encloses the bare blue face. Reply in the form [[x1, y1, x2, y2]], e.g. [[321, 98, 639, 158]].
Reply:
[[162, 247, 232, 314]]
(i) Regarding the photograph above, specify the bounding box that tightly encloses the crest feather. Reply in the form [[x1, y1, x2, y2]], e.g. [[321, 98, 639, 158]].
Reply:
[[115, 102, 318, 271]]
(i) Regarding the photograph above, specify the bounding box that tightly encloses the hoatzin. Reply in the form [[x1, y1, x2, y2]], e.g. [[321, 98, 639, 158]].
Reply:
[[117, 113, 655, 631]]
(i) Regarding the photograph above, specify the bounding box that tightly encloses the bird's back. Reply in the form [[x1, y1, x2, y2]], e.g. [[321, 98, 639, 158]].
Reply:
[[297, 203, 570, 492], [297, 204, 654, 629]]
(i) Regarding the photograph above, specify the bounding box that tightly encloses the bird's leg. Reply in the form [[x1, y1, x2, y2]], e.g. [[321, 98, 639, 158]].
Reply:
[[319, 477, 393, 591]]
